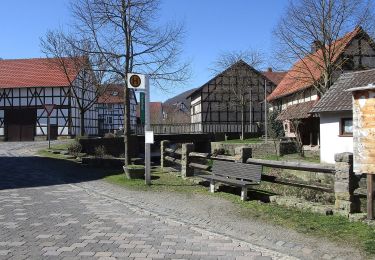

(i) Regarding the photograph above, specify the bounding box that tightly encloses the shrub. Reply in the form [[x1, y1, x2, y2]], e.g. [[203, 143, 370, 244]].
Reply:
[[68, 141, 82, 157], [212, 148, 226, 156], [94, 145, 106, 158]]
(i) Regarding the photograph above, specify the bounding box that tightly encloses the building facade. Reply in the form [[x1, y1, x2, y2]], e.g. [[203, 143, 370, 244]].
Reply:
[[0, 58, 98, 141], [311, 69, 375, 163], [187, 61, 282, 133], [97, 85, 137, 135], [268, 27, 375, 146]]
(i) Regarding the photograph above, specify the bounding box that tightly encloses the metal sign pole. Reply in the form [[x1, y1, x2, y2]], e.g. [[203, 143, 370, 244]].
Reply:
[[144, 77, 151, 185]]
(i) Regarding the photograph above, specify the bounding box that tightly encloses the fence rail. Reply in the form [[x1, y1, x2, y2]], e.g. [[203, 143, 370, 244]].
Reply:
[[161, 140, 358, 215], [133, 122, 260, 135]]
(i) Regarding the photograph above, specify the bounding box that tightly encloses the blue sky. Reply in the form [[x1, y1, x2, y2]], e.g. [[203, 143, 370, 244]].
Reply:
[[0, 0, 288, 102]]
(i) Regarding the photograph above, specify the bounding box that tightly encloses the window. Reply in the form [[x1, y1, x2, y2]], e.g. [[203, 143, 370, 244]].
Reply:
[[340, 118, 353, 136], [107, 116, 113, 124]]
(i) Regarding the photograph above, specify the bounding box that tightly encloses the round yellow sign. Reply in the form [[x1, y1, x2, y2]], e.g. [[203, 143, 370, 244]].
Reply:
[[129, 74, 142, 88]]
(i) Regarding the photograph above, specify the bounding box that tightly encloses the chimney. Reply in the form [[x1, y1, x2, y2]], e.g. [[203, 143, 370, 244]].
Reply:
[[311, 40, 322, 53], [267, 67, 273, 72]]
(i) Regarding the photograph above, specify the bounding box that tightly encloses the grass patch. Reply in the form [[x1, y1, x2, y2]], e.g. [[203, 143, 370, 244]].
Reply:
[[37, 149, 67, 160], [260, 152, 320, 163], [214, 192, 375, 255], [220, 138, 262, 144], [105, 168, 207, 193]]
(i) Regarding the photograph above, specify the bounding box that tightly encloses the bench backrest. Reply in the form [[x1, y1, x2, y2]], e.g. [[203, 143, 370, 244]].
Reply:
[[212, 160, 262, 183]]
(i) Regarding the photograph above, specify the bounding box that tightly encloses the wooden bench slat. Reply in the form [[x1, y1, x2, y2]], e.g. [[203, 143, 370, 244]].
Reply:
[[212, 160, 262, 183], [198, 174, 255, 186]]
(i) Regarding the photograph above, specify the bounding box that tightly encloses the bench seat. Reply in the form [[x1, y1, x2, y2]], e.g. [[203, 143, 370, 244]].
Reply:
[[197, 160, 262, 201]]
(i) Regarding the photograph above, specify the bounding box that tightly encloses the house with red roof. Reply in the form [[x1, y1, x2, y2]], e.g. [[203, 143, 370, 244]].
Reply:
[[0, 57, 98, 141], [268, 27, 375, 146], [97, 84, 137, 135]]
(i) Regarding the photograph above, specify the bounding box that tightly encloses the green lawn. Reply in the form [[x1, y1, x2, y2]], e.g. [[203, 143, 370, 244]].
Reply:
[[105, 168, 207, 193], [220, 138, 262, 144]]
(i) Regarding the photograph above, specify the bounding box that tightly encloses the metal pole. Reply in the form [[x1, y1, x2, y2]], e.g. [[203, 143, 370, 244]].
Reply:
[[264, 79, 268, 143], [145, 76, 151, 185], [48, 115, 51, 149]]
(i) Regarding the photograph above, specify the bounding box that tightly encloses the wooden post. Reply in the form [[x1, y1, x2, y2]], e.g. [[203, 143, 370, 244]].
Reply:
[[368, 174, 374, 219]]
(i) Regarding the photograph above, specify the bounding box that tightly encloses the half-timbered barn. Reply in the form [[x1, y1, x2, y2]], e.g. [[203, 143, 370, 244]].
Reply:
[[0, 57, 98, 141], [97, 84, 137, 135], [267, 27, 375, 146], [186, 60, 282, 134]]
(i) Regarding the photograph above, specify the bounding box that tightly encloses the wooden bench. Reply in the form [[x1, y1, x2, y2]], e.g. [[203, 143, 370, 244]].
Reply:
[[199, 160, 262, 201]]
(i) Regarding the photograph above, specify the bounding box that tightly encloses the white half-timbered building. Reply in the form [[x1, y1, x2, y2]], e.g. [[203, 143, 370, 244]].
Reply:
[[97, 84, 137, 135], [0, 57, 98, 141]]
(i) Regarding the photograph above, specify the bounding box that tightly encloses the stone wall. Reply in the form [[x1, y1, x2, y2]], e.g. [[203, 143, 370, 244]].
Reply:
[[211, 141, 296, 158], [79, 136, 139, 157]]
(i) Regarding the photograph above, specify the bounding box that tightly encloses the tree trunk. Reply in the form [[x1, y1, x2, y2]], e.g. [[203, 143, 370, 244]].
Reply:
[[80, 110, 85, 136], [241, 104, 245, 140], [123, 86, 131, 166]]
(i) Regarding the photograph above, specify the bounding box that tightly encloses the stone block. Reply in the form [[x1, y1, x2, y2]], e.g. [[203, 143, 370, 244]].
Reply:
[[334, 182, 350, 193], [334, 152, 353, 164]]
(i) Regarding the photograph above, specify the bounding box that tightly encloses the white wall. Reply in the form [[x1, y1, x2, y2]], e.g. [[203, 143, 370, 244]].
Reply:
[[320, 111, 353, 164]]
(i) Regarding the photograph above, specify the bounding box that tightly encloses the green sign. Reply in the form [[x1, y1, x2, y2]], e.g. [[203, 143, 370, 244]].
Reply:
[[140, 92, 145, 124]]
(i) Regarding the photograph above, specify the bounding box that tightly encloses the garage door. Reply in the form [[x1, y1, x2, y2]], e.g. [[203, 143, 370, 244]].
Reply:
[[5, 109, 36, 141]]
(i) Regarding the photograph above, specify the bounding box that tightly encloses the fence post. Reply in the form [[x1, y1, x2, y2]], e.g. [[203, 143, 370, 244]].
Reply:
[[334, 152, 360, 215], [160, 140, 170, 170], [234, 147, 253, 163], [181, 143, 195, 178]]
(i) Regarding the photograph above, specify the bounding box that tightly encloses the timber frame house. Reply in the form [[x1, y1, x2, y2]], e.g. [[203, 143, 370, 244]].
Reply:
[[187, 60, 283, 134], [0, 57, 98, 141], [268, 27, 375, 146], [97, 84, 137, 135]]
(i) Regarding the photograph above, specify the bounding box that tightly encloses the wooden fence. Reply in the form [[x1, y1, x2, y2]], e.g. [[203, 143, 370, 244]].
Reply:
[[133, 122, 260, 135], [161, 140, 358, 214]]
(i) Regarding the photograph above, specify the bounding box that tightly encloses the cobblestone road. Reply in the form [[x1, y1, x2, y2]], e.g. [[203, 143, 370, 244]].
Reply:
[[0, 142, 363, 259], [0, 142, 295, 260]]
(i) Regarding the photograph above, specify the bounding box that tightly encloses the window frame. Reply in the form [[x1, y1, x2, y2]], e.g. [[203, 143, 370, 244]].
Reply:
[[339, 117, 353, 137]]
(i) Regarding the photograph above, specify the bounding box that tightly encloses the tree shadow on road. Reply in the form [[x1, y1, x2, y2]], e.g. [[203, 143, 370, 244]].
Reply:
[[0, 156, 118, 190]]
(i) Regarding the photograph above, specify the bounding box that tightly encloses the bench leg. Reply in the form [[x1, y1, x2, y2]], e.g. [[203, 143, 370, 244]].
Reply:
[[210, 180, 215, 193], [241, 187, 248, 201]]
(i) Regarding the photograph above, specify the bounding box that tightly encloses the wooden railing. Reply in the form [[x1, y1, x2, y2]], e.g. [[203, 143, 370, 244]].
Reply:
[[133, 122, 260, 135]]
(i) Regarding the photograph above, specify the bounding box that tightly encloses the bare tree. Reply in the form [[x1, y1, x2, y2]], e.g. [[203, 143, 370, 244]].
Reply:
[[41, 31, 112, 136], [273, 0, 375, 96], [65, 0, 190, 167], [211, 50, 265, 140]]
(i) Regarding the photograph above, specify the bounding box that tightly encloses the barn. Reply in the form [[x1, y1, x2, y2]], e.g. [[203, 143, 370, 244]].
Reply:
[[0, 57, 98, 141]]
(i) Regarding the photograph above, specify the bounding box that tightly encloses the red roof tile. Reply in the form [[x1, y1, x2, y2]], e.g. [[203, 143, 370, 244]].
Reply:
[[267, 27, 362, 101], [0, 57, 80, 88], [97, 84, 124, 104], [262, 71, 287, 85]]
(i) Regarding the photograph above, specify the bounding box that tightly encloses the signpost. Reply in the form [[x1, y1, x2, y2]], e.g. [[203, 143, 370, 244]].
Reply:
[[127, 73, 152, 185], [44, 104, 55, 149], [140, 92, 145, 124]]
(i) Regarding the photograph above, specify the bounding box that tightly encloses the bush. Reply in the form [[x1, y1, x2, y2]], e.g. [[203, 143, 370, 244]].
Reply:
[[94, 145, 107, 158], [68, 141, 82, 157], [212, 148, 226, 156], [104, 132, 115, 139]]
